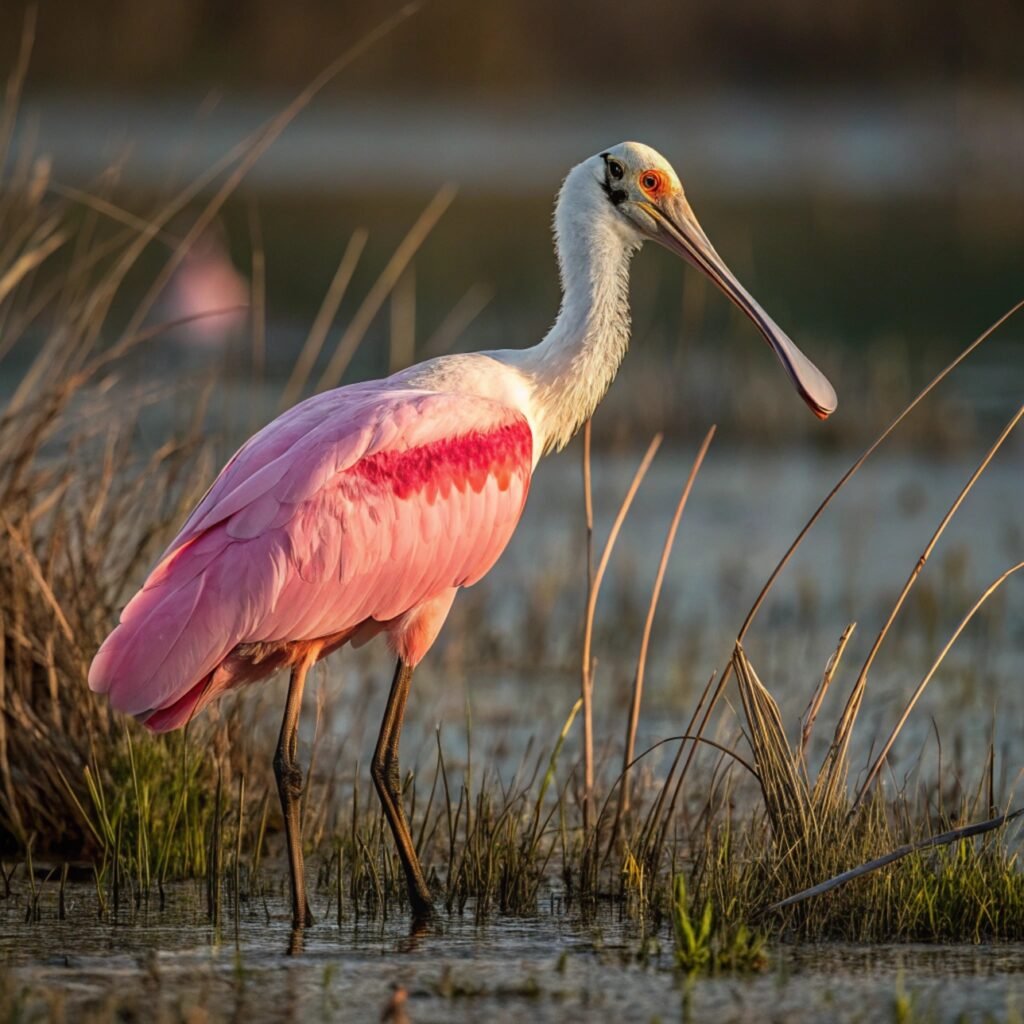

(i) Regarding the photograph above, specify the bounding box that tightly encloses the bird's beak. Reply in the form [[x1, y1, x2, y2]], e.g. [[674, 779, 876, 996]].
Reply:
[[639, 193, 837, 420]]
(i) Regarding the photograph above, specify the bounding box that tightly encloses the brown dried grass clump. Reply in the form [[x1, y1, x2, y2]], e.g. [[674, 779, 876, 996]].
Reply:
[[0, 6, 426, 856], [0, 148, 215, 851]]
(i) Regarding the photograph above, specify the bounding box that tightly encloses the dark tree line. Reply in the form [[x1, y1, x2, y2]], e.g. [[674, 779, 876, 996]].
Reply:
[[8, 0, 1021, 94]]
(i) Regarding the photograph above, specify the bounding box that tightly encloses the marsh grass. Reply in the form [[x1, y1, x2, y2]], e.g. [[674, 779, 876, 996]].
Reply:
[[700, 644, 1024, 942], [671, 873, 766, 973], [1, 11, 1023, 956], [0, 5, 432, 874]]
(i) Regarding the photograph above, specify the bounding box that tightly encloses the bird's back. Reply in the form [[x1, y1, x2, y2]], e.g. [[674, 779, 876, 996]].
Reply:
[[89, 381, 533, 731]]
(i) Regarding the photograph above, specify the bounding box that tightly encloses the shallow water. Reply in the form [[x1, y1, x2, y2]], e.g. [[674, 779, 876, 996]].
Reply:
[[2, 882, 1023, 1023]]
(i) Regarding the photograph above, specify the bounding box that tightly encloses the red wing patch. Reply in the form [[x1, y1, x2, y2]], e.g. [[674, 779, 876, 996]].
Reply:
[[349, 420, 532, 503]]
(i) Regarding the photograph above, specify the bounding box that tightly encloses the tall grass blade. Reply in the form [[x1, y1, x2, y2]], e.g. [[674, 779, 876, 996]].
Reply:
[[618, 426, 714, 826], [855, 560, 1024, 807]]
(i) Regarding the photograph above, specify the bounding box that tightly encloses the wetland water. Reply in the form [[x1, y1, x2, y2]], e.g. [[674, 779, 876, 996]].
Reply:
[[3, 883, 1024, 1023]]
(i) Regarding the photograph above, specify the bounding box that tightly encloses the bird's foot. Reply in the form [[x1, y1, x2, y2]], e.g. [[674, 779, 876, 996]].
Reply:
[[291, 897, 315, 930], [408, 881, 436, 925]]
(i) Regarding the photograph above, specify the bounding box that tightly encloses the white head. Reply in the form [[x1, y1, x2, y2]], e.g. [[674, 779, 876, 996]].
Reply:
[[555, 141, 837, 420]]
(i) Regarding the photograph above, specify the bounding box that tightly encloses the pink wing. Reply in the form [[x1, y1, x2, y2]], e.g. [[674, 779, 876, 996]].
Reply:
[[88, 384, 533, 726]]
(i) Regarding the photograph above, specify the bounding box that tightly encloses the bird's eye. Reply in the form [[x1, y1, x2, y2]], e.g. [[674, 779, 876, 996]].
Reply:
[[639, 169, 668, 197], [607, 160, 624, 180]]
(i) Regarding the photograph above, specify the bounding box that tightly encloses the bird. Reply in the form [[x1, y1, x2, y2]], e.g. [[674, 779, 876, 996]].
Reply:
[[163, 225, 249, 346], [89, 141, 836, 929]]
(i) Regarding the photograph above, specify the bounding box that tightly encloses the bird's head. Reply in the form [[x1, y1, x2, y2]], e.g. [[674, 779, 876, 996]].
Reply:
[[565, 141, 837, 420]]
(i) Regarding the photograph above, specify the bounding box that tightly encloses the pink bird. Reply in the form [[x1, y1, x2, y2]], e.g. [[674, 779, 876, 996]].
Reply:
[[90, 143, 836, 928], [165, 227, 249, 345]]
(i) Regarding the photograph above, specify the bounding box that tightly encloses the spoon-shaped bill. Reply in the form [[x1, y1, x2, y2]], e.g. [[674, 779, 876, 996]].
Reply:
[[646, 194, 837, 420]]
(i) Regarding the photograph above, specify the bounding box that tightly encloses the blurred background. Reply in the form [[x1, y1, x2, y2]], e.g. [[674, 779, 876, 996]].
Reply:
[[5, 0, 1023, 449], [2, 1, 1022, 778]]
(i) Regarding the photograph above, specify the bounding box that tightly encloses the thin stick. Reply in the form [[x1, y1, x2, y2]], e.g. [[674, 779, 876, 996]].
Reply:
[[315, 185, 456, 392], [641, 669, 717, 856], [54, 307, 249, 393], [389, 265, 416, 373], [800, 623, 856, 757], [581, 434, 662, 830], [598, 730, 760, 854], [855, 561, 1024, 807], [0, 7, 36, 192], [248, 205, 266, 399], [832, 402, 1024, 776], [765, 807, 1024, 914], [47, 182, 184, 249], [1, 514, 74, 641], [617, 426, 715, 824], [233, 773, 245, 942], [212, 766, 223, 929], [0, 229, 67, 307], [421, 283, 493, 357], [280, 229, 368, 409]]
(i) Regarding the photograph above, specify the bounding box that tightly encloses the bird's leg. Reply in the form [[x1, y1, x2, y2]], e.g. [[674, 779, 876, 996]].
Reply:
[[274, 645, 319, 929], [372, 659, 434, 919]]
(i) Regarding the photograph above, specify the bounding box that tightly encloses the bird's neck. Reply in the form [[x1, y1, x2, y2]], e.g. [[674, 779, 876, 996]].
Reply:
[[514, 217, 637, 455]]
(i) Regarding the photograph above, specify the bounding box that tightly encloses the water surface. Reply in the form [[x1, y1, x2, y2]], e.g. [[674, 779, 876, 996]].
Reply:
[[3, 883, 1023, 1022]]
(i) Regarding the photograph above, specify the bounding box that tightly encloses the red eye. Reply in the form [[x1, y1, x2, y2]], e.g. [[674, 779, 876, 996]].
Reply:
[[639, 170, 666, 196]]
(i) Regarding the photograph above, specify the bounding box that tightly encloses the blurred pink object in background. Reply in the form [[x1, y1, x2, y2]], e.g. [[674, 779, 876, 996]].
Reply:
[[165, 227, 249, 344]]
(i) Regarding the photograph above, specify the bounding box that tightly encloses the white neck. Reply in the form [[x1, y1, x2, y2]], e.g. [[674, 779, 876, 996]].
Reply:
[[494, 165, 640, 455]]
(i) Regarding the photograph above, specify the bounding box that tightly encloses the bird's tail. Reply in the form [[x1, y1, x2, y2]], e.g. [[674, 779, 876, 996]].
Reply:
[[88, 532, 240, 731]]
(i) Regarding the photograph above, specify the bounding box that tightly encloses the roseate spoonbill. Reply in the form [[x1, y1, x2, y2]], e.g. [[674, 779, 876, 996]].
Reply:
[[89, 142, 836, 927], [165, 226, 249, 345]]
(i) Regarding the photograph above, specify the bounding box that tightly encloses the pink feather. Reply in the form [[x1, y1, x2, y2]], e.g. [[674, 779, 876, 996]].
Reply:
[[88, 385, 533, 731]]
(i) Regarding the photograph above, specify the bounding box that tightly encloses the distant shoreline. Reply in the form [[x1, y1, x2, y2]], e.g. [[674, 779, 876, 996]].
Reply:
[[13, 89, 1024, 199]]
